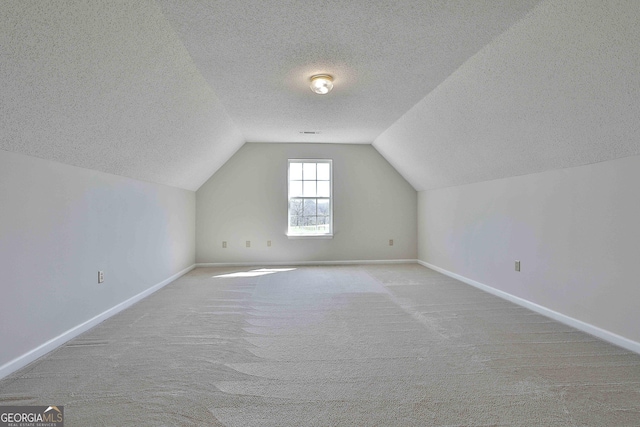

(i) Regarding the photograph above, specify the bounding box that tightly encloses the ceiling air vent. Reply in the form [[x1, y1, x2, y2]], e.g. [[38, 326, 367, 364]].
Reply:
[[299, 131, 321, 134]]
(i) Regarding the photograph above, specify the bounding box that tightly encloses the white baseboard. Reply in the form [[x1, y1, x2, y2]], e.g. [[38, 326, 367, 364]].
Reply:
[[196, 259, 418, 268], [417, 260, 640, 355], [0, 264, 196, 380]]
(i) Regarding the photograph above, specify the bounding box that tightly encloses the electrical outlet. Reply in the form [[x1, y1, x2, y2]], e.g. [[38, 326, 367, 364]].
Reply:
[[246, 241, 251, 248], [389, 239, 394, 246], [222, 241, 227, 248], [267, 240, 271, 247], [98, 271, 104, 284], [515, 260, 521, 272]]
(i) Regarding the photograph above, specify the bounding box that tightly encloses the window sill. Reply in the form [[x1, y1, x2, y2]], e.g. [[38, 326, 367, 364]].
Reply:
[[286, 234, 334, 239]]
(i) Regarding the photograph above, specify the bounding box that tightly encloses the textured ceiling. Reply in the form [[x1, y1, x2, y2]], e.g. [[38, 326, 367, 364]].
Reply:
[[157, 0, 540, 144], [1, 0, 540, 190], [0, 0, 243, 191], [3, 0, 637, 192], [373, 0, 640, 191]]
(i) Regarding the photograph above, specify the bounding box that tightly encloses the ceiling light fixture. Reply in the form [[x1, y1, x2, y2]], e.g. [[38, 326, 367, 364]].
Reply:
[[310, 74, 334, 95]]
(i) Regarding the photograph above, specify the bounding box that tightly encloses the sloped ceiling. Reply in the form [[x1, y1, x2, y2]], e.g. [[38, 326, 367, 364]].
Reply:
[[374, 0, 640, 191], [1, 1, 243, 191], [3, 1, 638, 192], [1, 0, 539, 190]]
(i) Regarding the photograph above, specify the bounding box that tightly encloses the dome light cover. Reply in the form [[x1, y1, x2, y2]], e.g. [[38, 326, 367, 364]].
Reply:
[[310, 74, 334, 95]]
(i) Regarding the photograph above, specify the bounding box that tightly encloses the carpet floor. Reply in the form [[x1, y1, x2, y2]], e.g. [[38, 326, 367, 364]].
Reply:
[[1, 264, 639, 426]]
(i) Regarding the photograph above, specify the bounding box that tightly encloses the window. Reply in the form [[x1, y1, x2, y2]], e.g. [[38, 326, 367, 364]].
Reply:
[[288, 159, 332, 237]]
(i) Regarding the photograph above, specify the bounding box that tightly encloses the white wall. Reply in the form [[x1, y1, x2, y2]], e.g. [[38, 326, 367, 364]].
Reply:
[[418, 154, 640, 346], [0, 150, 196, 375], [197, 143, 417, 263]]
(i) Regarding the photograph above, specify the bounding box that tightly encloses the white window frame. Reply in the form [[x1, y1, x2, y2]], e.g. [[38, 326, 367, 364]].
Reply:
[[287, 159, 333, 238]]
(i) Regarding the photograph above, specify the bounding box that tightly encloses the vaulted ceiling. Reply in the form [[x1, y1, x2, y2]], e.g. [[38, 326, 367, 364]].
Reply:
[[2, 1, 639, 191]]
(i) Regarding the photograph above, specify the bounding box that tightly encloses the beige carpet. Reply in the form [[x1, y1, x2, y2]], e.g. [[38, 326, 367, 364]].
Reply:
[[1, 264, 639, 426]]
